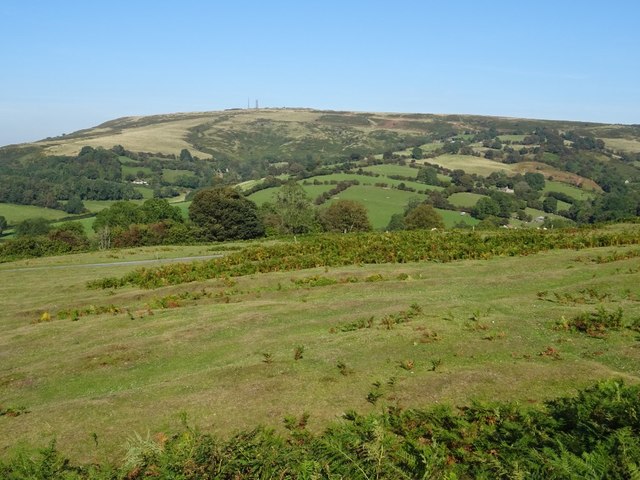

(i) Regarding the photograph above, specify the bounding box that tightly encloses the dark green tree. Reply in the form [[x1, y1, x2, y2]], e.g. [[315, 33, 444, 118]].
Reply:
[[139, 198, 183, 224], [472, 197, 501, 219], [542, 196, 558, 214], [385, 213, 405, 231], [93, 201, 143, 232], [15, 217, 51, 237], [319, 200, 372, 233], [404, 204, 445, 230], [179, 149, 194, 162], [189, 187, 264, 241], [417, 166, 440, 186], [273, 181, 317, 234], [524, 172, 546, 191], [63, 196, 86, 214], [411, 146, 423, 160], [0, 215, 7, 235]]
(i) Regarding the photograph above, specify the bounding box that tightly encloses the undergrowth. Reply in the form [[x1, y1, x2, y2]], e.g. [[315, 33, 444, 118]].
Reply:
[[2, 380, 640, 479], [88, 228, 640, 290]]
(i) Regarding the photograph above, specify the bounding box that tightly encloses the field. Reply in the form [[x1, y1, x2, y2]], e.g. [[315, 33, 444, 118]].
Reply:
[[543, 180, 597, 201], [448, 192, 486, 208], [0, 203, 71, 225], [602, 137, 640, 153], [1, 229, 640, 463], [425, 154, 516, 176]]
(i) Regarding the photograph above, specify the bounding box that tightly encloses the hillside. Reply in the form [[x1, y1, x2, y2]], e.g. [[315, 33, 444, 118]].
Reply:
[[2, 108, 640, 238]]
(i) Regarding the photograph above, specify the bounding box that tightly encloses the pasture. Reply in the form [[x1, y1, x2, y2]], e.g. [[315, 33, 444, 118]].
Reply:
[[426, 154, 515, 176], [1, 229, 639, 463], [0, 203, 71, 225]]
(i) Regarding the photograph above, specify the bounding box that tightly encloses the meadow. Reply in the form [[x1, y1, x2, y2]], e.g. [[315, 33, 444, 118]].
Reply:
[[1, 226, 640, 465]]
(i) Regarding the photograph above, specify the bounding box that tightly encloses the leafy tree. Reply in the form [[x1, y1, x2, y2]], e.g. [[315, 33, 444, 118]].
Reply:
[[471, 197, 501, 219], [139, 198, 183, 224], [273, 181, 317, 234], [93, 201, 143, 232], [417, 166, 440, 186], [543, 196, 558, 214], [179, 149, 193, 162], [63, 196, 86, 214], [15, 217, 51, 237], [0, 215, 7, 235], [411, 146, 423, 160], [385, 213, 405, 231], [319, 200, 372, 233], [404, 204, 445, 230], [189, 187, 264, 241], [524, 172, 546, 191]]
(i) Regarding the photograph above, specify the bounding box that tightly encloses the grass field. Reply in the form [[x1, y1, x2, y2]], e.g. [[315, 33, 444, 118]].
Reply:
[[0, 203, 71, 225], [323, 185, 426, 229], [543, 180, 597, 201], [602, 137, 640, 153], [426, 154, 516, 176], [1, 232, 639, 462], [361, 164, 418, 178], [448, 192, 486, 208]]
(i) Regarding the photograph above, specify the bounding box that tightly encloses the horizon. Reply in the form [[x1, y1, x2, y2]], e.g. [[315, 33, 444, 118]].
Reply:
[[1, 0, 639, 147]]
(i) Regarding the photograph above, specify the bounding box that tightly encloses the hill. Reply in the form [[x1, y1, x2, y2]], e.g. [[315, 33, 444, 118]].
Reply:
[[2, 108, 640, 237]]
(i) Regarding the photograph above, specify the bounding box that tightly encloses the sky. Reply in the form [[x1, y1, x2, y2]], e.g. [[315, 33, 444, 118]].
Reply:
[[1, 0, 639, 146]]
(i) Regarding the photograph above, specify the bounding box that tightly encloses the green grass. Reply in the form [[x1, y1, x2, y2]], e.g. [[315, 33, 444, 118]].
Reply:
[[498, 134, 527, 142], [121, 165, 153, 178], [448, 192, 487, 208], [544, 180, 596, 201], [427, 154, 515, 176], [436, 209, 479, 227], [322, 185, 427, 229], [0, 203, 70, 225], [361, 164, 419, 178], [1, 232, 639, 462], [162, 168, 195, 182]]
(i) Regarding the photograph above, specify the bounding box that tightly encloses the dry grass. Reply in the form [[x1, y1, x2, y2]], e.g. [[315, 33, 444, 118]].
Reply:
[[1, 241, 639, 461]]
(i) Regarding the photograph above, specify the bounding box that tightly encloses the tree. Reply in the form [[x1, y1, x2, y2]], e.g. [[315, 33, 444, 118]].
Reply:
[[319, 200, 372, 233], [139, 198, 183, 224], [524, 172, 545, 191], [543, 196, 558, 214], [404, 204, 445, 230], [15, 217, 51, 237], [189, 187, 264, 241], [471, 197, 501, 219], [273, 181, 317, 234], [386, 213, 405, 231], [417, 166, 440, 186], [64, 196, 86, 214], [0, 215, 7, 235], [179, 149, 193, 162], [93, 201, 142, 232], [411, 146, 423, 160]]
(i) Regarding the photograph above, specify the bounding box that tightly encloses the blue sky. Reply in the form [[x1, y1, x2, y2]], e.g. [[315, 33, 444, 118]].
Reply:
[[1, 0, 639, 146]]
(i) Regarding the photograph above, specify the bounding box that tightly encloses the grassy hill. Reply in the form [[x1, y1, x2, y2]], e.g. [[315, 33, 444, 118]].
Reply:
[[1, 227, 640, 463]]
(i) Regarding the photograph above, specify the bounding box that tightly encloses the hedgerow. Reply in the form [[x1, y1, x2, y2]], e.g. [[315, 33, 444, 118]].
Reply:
[[88, 227, 640, 289]]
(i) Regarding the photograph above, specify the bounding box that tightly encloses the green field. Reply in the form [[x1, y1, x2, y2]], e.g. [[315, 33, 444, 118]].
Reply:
[[1, 229, 639, 462], [0, 203, 71, 225], [322, 185, 425, 229], [361, 164, 419, 178], [543, 180, 596, 201], [426, 154, 515, 176], [436, 209, 479, 227], [448, 192, 487, 208]]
